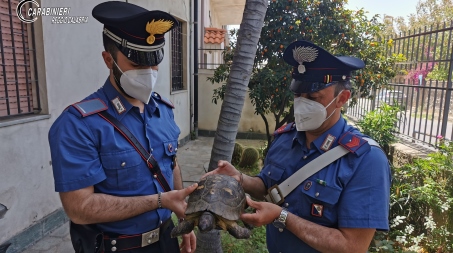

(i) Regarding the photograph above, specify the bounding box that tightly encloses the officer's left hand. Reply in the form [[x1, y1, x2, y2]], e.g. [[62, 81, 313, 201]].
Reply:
[[240, 196, 282, 227], [180, 231, 196, 253]]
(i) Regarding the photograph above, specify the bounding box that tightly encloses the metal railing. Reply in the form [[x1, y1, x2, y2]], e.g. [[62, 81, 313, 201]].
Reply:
[[198, 48, 228, 70], [347, 21, 453, 147], [0, 0, 40, 118]]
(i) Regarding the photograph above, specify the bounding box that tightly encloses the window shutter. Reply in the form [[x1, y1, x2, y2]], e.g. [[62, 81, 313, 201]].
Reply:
[[0, 0, 34, 117], [171, 23, 184, 91]]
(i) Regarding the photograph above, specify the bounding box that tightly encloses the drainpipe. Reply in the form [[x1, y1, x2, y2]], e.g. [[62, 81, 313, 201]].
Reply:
[[193, 0, 199, 139], [189, 0, 193, 137]]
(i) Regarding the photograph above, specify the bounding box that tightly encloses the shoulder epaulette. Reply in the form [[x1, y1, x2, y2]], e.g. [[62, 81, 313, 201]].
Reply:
[[338, 132, 374, 156], [151, 92, 174, 109], [273, 123, 296, 136], [71, 98, 108, 117]]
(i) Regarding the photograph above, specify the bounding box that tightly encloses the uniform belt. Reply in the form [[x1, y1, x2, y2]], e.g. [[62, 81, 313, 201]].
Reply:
[[103, 218, 173, 252]]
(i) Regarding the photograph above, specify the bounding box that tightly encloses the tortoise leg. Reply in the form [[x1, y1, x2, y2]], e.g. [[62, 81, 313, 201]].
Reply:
[[171, 219, 195, 238], [242, 220, 254, 231], [227, 222, 251, 239]]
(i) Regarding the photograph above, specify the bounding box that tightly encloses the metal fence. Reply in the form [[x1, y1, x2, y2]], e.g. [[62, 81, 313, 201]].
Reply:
[[347, 21, 453, 147], [198, 48, 227, 70], [0, 0, 40, 118]]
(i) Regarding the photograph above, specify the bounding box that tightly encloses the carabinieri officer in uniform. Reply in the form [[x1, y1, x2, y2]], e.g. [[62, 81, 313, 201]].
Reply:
[[204, 40, 392, 253], [48, 2, 197, 253]]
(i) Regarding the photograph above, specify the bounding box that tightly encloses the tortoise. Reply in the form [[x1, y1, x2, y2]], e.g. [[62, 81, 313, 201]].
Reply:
[[171, 174, 252, 239]]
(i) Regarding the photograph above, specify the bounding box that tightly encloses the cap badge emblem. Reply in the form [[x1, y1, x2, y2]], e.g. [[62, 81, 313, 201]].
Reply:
[[146, 19, 174, 45], [293, 46, 318, 74]]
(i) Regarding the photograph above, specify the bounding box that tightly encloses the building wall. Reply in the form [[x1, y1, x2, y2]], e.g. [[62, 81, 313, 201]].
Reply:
[[200, 0, 225, 70], [0, 0, 192, 245], [202, 0, 211, 28], [204, 0, 222, 28], [198, 69, 276, 134], [130, 0, 192, 141]]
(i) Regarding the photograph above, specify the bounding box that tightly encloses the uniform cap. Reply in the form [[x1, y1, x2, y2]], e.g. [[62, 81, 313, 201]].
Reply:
[[283, 40, 365, 93], [92, 1, 179, 66]]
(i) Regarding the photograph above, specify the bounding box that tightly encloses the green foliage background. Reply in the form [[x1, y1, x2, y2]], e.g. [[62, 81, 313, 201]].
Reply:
[[356, 106, 453, 253], [357, 103, 400, 148], [209, 0, 404, 148]]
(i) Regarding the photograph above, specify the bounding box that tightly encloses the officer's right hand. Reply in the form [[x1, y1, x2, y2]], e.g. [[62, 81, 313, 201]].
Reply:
[[201, 160, 241, 183], [161, 183, 198, 218]]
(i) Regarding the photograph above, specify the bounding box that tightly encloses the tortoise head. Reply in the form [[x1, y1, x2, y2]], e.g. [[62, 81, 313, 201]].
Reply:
[[198, 211, 215, 232]]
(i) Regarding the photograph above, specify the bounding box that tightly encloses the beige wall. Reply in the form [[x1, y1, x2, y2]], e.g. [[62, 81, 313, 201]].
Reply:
[[198, 69, 276, 134]]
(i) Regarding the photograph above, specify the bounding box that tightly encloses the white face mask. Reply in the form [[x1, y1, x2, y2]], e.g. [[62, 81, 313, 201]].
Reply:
[[293, 91, 342, 131], [112, 60, 158, 104]]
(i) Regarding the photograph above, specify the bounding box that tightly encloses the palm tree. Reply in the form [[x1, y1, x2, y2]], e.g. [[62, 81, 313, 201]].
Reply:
[[195, 0, 269, 252]]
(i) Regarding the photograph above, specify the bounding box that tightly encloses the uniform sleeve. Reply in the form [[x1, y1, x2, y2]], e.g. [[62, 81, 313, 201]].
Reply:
[[48, 111, 106, 192], [337, 146, 391, 231], [257, 167, 270, 190], [257, 134, 290, 190]]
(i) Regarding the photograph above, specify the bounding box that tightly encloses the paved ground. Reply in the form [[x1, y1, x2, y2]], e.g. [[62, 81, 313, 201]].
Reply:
[[21, 137, 264, 253], [21, 223, 72, 253]]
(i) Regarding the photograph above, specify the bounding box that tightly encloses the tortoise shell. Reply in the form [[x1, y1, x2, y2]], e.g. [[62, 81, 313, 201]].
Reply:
[[186, 174, 246, 221]]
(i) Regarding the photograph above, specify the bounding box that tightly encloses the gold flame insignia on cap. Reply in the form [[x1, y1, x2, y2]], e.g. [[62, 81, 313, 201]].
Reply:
[[146, 19, 174, 45], [293, 46, 318, 74]]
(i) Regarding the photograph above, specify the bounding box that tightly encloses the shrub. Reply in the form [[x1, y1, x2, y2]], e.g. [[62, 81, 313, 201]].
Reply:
[[232, 142, 244, 166], [257, 142, 269, 164], [356, 103, 400, 155], [357, 106, 453, 252], [238, 147, 260, 169], [384, 139, 453, 252]]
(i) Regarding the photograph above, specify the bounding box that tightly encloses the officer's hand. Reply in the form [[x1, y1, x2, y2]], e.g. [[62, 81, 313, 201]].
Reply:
[[240, 196, 282, 227], [161, 183, 198, 218], [201, 160, 241, 183], [180, 230, 196, 253]]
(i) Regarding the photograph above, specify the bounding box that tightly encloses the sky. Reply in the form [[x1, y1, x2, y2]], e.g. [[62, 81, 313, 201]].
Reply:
[[229, 0, 420, 35], [346, 0, 419, 21]]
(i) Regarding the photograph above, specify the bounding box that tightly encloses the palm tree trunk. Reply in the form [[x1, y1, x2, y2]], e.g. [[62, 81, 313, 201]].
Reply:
[[206, 0, 269, 171], [195, 0, 269, 252]]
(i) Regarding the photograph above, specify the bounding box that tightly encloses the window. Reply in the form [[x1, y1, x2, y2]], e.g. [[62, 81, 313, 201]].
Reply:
[[0, 0, 39, 118], [171, 22, 184, 92]]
